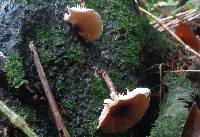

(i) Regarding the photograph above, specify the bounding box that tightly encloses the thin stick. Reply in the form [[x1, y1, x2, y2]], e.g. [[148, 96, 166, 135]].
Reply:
[[158, 10, 194, 23], [164, 10, 200, 29], [95, 68, 117, 94], [153, 10, 199, 30], [29, 41, 70, 137], [0, 100, 38, 137], [141, 0, 199, 28], [139, 7, 200, 58], [140, 0, 184, 21], [169, 70, 200, 73], [152, 69, 200, 74], [159, 64, 163, 101]]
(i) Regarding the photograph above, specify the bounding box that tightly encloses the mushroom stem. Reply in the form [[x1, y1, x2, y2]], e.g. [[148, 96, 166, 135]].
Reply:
[[95, 68, 117, 94], [80, 0, 85, 8]]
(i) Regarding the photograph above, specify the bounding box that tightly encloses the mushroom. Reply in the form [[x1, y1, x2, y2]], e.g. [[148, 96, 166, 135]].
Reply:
[[64, 5, 103, 42], [95, 69, 150, 133]]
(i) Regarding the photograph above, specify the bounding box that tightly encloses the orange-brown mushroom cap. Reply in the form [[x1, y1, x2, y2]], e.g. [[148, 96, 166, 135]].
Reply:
[[97, 88, 150, 133], [64, 5, 103, 42]]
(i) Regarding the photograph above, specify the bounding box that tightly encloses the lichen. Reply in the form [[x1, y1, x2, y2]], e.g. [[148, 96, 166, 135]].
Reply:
[[4, 53, 28, 89]]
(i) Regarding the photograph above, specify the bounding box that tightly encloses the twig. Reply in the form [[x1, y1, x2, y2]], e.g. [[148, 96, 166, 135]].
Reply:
[[0, 100, 38, 137], [153, 10, 200, 31], [157, 10, 194, 23], [29, 41, 70, 137], [141, 0, 200, 28], [139, 7, 200, 59], [151, 69, 200, 74], [164, 10, 200, 29], [169, 70, 200, 73], [159, 64, 163, 101], [95, 68, 117, 94], [141, 0, 184, 21]]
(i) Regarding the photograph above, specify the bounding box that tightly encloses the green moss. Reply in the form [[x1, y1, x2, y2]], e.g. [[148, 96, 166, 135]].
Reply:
[[164, 74, 192, 89], [36, 26, 66, 46], [39, 48, 57, 63], [113, 2, 146, 67], [89, 75, 109, 103], [110, 72, 137, 92], [65, 45, 86, 64], [62, 97, 76, 111], [55, 75, 66, 92], [4, 53, 28, 89], [118, 37, 142, 67], [86, 0, 147, 68], [12, 103, 37, 125], [164, 74, 200, 98], [150, 74, 193, 137]]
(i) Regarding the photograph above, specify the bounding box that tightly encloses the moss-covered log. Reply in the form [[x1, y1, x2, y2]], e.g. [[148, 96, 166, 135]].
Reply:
[[150, 74, 199, 137], [0, 0, 175, 137]]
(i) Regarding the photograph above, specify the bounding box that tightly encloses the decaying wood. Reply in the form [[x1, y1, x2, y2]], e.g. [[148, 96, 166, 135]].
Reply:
[[0, 100, 38, 137], [139, 7, 200, 58], [29, 41, 70, 137]]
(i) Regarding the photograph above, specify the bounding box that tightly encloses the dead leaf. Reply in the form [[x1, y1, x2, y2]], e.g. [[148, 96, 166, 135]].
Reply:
[[181, 102, 200, 137], [175, 22, 200, 52]]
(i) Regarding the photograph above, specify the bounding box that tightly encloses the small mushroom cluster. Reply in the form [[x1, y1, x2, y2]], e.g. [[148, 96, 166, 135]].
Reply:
[[64, 2, 151, 134]]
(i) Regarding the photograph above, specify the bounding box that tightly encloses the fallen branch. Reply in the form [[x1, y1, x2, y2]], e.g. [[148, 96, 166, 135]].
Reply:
[[29, 41, 70, 137], [139, 7, 200, 58], [0, 100, 38, 137]]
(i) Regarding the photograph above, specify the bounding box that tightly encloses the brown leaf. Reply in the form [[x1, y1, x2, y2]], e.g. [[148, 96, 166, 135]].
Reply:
[[175, 22, 200, 52], [181, 102, 200, 137]]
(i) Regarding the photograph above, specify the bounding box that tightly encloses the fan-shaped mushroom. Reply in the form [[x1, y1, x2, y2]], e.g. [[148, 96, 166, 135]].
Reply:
[[64, 5, 103, 42], [96, 68, 150, 133]]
